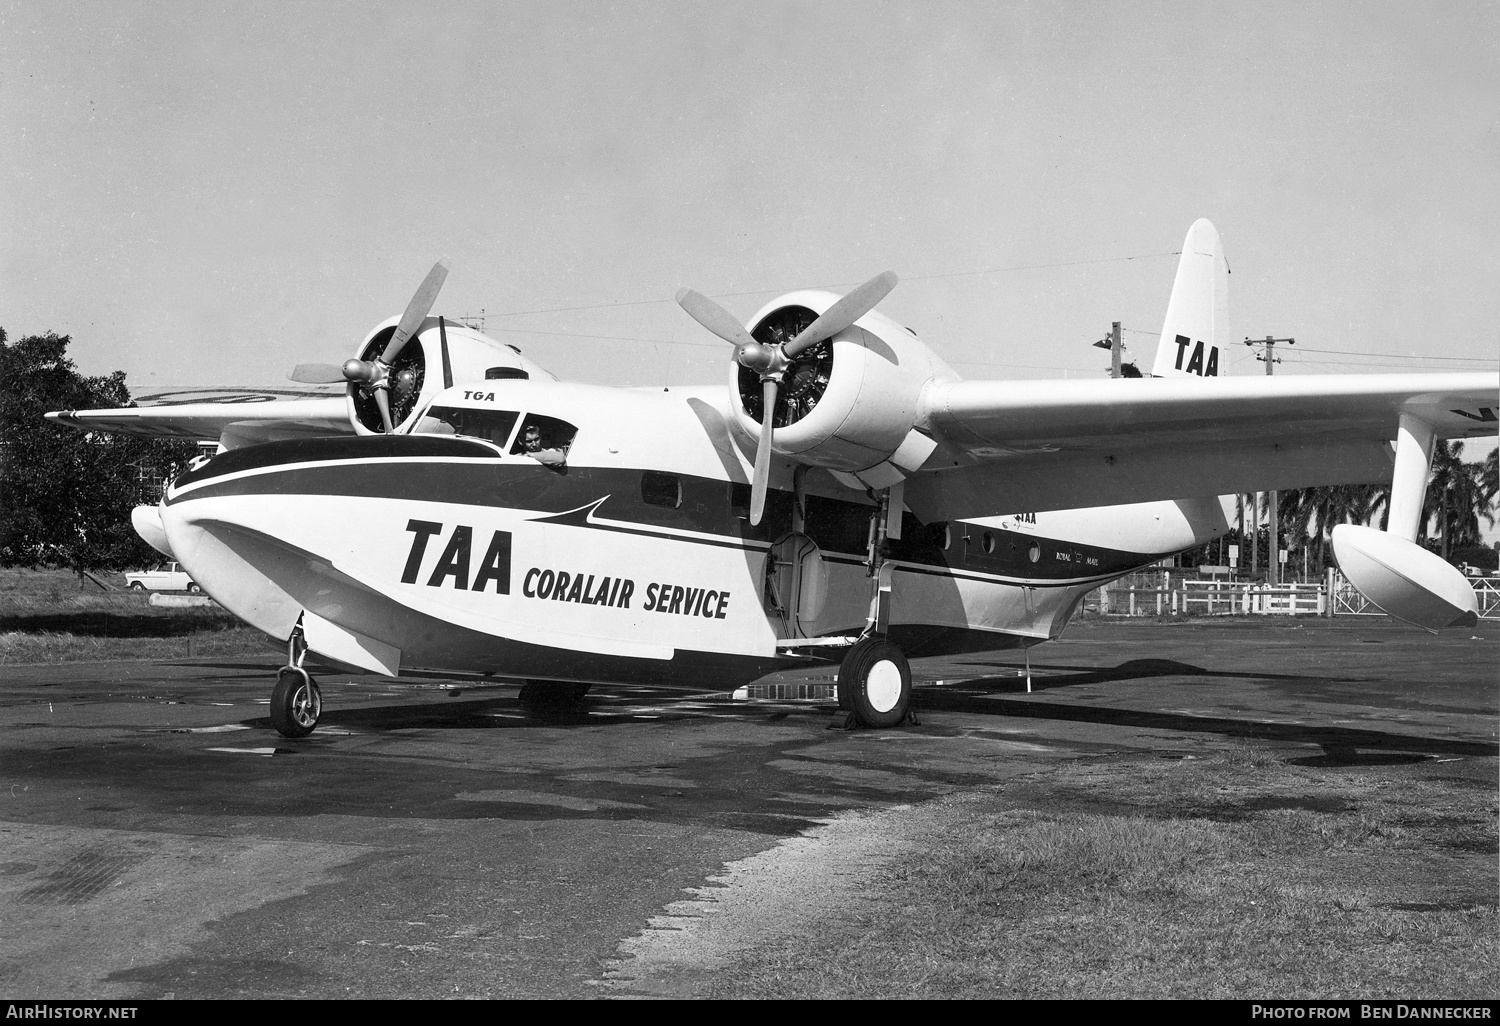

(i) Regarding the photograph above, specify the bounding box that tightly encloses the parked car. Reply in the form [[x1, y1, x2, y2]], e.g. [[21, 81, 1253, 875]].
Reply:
[[124, 561, 201, 593]]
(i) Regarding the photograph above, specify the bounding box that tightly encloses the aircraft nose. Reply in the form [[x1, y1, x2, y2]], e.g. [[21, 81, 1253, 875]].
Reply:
[[161, 502, 304, 641]]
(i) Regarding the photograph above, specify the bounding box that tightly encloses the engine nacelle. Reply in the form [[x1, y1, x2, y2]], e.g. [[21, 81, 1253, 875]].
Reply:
[[731, 290, 957, 473], [345, 317, 558, 435]]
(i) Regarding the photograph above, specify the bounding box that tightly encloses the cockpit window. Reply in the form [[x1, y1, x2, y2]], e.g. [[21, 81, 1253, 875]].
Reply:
[[510, 414, 577, 466], [412, 406, 520, 448]]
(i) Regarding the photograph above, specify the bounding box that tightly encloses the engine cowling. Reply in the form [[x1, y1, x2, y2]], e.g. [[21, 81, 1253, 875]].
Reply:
[[731, 290, 955, 472], [345, 317, 558, 435]]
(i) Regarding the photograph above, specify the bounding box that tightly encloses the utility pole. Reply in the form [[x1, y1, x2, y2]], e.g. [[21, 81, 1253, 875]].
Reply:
[[1092, 322, 1123, 378], [1244, 336, 1295, 584]]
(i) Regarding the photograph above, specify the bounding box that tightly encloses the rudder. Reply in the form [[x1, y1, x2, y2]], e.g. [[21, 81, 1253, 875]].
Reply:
[[1151, 219, 1227, 378]]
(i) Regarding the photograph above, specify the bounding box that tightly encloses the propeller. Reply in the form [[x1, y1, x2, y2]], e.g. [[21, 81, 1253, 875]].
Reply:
[[288, 257, 451, 431], [675, 271, 898, 524], [288, 362, 347, 384]]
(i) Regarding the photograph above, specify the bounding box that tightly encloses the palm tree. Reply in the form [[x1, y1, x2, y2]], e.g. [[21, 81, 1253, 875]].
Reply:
[[1279, 483, 1388, 575], [1420, 441, 1496, 557], [1280, 442, 1495, 571]]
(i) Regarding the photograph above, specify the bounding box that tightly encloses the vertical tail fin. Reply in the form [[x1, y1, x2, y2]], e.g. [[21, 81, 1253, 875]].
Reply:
[[1151, 218, 1227, 378]]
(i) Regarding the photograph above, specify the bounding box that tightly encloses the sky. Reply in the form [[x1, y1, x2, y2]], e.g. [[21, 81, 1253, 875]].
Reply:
[[3, 3, 1496, 407]]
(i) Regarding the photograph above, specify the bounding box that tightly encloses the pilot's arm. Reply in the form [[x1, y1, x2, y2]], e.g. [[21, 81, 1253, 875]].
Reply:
[[526, 448, 567, 466]]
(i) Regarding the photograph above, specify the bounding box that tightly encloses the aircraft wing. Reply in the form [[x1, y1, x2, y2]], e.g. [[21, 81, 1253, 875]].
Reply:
[[913, 371, 1498, 518], [46, 391, 353, 449]]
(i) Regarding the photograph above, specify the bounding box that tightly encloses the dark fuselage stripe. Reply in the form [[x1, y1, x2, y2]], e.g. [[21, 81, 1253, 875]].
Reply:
[[168, 449, 1166, 581]]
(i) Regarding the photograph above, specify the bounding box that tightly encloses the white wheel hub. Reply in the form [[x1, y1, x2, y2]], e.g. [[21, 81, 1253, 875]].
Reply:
[[291, 684, 320, 727], [865, 659, 903, 713]]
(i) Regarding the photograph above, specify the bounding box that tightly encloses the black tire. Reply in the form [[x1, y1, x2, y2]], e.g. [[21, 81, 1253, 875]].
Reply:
[[838, 637, 911, 729], [129, 582, 147, 592], [187, 583, 202, 595], [270, 667, 321, 738], [517, 681, 591, 706]]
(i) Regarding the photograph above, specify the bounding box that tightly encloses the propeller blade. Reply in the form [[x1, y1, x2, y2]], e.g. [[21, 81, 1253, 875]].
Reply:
[[750, 378, 777, 526], [675, 288, 757, 350], [438, 316, 454, 389], [381, 257, 451, 364], [288, 363, 348, 384], [374, 388, 394, 433], [784, 271, 898, 360]]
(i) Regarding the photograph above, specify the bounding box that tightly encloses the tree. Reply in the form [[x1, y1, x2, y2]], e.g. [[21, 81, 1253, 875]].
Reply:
[[1278, 440, 1496, 573], [0, 329, 196, 573], [1419, 441, 1496, 558], [1279, 483, 1388, 576]]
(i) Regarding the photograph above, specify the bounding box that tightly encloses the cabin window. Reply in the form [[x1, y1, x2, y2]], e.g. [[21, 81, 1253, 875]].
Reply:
[[730, 482, 752, 520], [641, 471, 681, 509], [982, 531, 996, 555], [511, 414, 577, 465], [931, 522, 951, 549], [1028, 542, 1041, 563], [412, 406, 519, 448]]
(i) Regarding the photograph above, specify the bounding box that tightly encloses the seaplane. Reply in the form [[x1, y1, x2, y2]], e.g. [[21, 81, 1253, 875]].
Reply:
[[47, 221, 1499, 738]]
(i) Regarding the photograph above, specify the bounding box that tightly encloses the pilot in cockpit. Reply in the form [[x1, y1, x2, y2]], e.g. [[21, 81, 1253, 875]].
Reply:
[[517, 422, 567, 466]]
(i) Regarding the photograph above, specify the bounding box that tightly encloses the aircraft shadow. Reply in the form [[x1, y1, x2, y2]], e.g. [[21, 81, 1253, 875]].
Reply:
[[227, 666, 1494, 767], [936, 657, 1369, 690], [911, 686, 1498, 762], [258, 688, 803, 734]]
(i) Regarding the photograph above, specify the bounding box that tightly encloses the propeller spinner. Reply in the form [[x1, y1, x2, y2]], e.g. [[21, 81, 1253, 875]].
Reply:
[[290, 257, 451, 432], [674, 271, 898, 525]]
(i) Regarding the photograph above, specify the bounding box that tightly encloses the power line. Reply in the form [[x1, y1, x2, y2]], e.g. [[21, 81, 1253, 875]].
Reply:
[[483, 325, 1497, 364], [483, 324, 716, 348], [485, 251, 1182, 320], [895, 250, 1181, 287], [949, 359, 1086, 372], [1290, 353, 1493, 371], [1289, 345, 1494, 363]]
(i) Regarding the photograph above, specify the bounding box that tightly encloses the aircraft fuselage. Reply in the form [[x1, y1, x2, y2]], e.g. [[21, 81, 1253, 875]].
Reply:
[[159, 380, 1225, 687]]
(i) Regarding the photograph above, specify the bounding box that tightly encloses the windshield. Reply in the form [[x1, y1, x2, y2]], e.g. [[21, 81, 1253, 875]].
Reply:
[[411, 406, 520, 448]]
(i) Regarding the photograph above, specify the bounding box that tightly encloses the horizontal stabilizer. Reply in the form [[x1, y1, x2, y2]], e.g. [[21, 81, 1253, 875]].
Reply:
[[1331, 524, 1478, 632]]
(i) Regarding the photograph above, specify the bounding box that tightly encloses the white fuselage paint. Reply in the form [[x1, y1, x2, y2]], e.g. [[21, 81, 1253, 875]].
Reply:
[[161, 380, 1226, 683]]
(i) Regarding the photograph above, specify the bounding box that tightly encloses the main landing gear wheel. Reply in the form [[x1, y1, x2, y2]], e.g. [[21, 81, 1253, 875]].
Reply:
[[517, 681, 591, 706], [270, 666, 322, 738], [838, 636, 912, 729]]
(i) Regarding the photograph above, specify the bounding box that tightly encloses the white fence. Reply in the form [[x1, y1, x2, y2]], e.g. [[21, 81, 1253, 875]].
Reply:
[[1089, 569, 1498, 620], [1475, 577, 1500, 621]]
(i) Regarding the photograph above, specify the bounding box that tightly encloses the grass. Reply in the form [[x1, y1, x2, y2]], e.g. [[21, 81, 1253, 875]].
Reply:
[[705, 749, 1499, 999], [0, 567, 270, 664]]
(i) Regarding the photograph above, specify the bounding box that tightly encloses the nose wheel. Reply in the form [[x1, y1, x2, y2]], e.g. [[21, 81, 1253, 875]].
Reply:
[[270, 666, 322, 738], [270, 625, 321, 738]]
